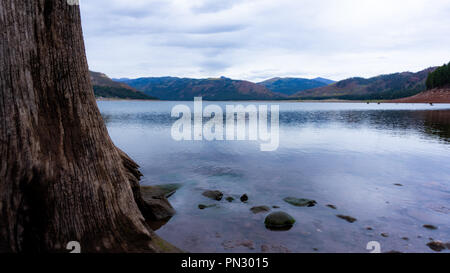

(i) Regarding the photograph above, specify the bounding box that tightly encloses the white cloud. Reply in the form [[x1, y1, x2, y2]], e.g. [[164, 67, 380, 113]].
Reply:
[[80, 0, 450, 81]]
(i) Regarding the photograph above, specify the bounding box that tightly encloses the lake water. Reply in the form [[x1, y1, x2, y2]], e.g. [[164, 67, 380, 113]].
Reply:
[[98, 101, 450, 253]]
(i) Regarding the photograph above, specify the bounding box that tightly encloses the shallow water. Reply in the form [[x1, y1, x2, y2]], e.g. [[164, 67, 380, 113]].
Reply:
[[98, 101, 450, 253]]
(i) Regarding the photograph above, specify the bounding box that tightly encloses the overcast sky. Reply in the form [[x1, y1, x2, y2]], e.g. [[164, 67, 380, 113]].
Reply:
[[80, 0, 450, 82]]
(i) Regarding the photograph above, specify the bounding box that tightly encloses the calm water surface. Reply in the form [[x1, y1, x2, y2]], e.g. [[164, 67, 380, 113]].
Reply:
[[98, 101, 450, 253]]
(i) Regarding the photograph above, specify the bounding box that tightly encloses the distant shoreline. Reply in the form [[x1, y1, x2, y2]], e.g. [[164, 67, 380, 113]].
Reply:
[[96, 98, 450, 104], [96, 97, 159, 101], [387, 88, 450, 104]]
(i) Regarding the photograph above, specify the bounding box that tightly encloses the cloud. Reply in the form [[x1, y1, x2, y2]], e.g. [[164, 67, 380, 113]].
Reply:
[[80, 0, 450, 81], [190, 0, 243, 14], [199, 60, 232, 72]]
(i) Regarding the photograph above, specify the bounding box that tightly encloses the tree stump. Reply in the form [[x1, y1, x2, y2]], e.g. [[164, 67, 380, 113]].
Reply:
[[0, 0, 178, 253]]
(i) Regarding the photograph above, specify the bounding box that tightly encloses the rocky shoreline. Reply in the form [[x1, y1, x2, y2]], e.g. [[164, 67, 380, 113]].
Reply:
[[147, 185, 450, 253], [389, 88, 450, 103]]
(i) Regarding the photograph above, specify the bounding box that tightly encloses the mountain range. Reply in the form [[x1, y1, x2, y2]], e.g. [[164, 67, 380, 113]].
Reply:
[[258, 77, 335, 95], [291, 68, 436, 100], [90, 71, 156, 100], [117, 76, 284, 101], [100, 66, 439, 101]]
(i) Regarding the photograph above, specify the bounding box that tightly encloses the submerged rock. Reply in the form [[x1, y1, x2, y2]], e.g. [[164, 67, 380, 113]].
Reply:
[[198, 204, 218, 210], [141, 183, 183, 199], [225, 196, 235, 202], [336, 215, 357, 223], [423, 224, 438, 230], [284, 197, 317, 207], [222, 240, 255, 250], [240, 194, 249, 203], [267, 244, 291, 253], [155, 183, 183, 198], [195, 166, 243, 178], [202, 190, 224, 201], [140, 186, 176, 221], [250, 206, 271, 214], [261, 245, 270, 252], [261, 244, 292, 253], [236, 240, 255, 250], [427, 241, 447, 252], [264, 212, 296, 230]]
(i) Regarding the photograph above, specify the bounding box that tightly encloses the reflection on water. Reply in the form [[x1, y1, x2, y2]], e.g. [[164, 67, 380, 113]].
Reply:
[[423, 111, 450, 141], [98, 101, 450, 253]]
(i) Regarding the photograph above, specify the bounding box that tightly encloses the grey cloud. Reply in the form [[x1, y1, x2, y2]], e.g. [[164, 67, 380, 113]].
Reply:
[[191, 0, 243, 14], [186, 24, 247, 34], [199, 60, 232, 72], [158, 36, 242, 51], [80, 0, 450, 81]]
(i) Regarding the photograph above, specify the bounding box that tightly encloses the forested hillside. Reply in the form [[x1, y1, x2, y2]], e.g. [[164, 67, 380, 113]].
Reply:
[[426, 62, 450, 90], [90, 71, 157, 100], [291, 68, 436, 100]]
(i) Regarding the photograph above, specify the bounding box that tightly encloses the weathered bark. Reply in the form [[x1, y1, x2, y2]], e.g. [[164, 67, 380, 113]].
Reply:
[[0, 0, 177, 252]]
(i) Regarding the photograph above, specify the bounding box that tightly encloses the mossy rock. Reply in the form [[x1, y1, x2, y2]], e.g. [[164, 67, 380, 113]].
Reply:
[[283, 197, 317, 207], [225, 196, 235, 202], [264, 212, 296, 230], [140, 186, 176, 221], [202, 190, 224, 201], [155, 183, 183, 198], [251, 206, 271, 214], [141, 183, 183, 199], [198, 204, 218, 210]]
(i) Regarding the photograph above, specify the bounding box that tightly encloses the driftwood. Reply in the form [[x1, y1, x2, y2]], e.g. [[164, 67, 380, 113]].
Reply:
[[0, 0, 177, 252]]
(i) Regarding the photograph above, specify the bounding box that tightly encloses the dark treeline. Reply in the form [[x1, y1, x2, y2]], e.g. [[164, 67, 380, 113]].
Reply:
[[426, 62, 450, 89], [93, 86, 158, 100], [298, 88, 425, 101]]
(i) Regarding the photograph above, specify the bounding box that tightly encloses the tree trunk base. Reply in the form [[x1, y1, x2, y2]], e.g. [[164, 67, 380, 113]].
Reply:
[[0, 0, 181, 253]]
